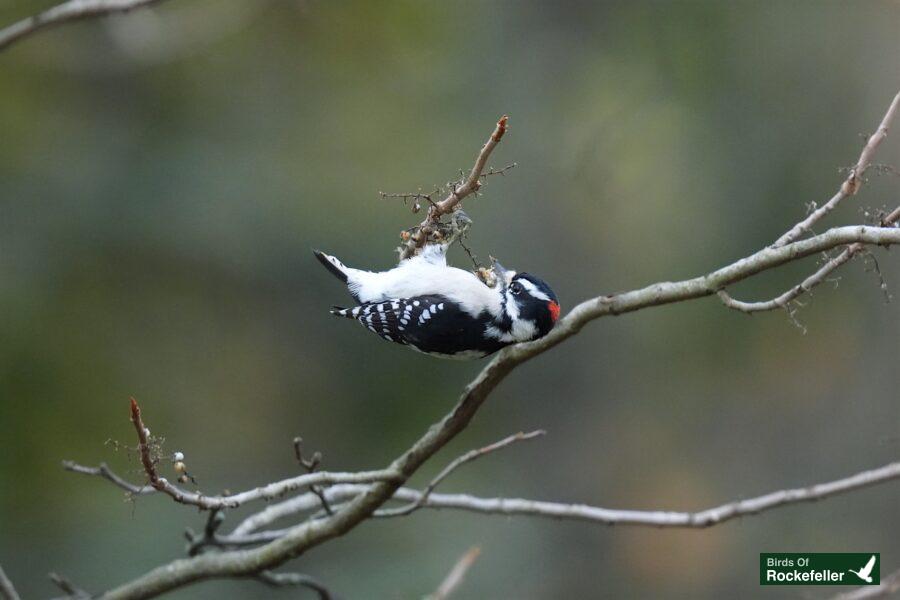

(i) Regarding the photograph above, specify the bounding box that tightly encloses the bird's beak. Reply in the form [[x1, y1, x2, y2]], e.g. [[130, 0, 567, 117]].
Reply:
[[489, 256, 511, 287]]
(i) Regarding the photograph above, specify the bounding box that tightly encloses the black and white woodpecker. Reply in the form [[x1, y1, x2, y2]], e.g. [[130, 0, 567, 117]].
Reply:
[[314, 243, 560, 360]]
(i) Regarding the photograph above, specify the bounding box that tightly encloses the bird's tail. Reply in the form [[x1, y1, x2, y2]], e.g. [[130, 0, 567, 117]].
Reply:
[[330, 305, 359, 319], [313, 250, 350, 284]]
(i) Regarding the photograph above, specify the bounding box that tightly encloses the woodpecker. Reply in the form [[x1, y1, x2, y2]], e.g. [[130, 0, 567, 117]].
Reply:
[[314, 244, 560, 359]]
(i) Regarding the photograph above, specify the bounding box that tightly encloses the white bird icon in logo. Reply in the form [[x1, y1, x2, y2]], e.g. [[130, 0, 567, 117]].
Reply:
[[848, 555, 877, 583]]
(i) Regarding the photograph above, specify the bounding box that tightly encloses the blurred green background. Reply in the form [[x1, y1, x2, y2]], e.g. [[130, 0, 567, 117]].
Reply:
[[1, 1, 898, 598]]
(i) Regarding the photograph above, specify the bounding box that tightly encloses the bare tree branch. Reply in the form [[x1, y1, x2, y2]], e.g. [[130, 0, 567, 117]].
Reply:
[[45, 92, 900, 598], [0, 566, 20, 600], [719, 91, 900, 312], [64, 456, 398, 513], [91, 221, 900, 599], [0, 0, 170, 52], [377, 430, 545, 518], [398, 115, 508, 259], [382, 460, 900, 528], [62, 450, 900, 553], [56, 221, 900, 598], [774, 91, 900, 247], [293, 437, 333, 516], [427, 546, 481, 600], [122, 397, 400, 510], [720, 204, 900, 313], [64, 457, 397, 512], [62, 461, 155, 496], [220, 458, 900, 541], [831, 567, 900, 600]]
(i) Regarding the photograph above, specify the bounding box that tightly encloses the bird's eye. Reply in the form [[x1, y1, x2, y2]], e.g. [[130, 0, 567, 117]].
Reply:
[[510, 282, 523, 295]]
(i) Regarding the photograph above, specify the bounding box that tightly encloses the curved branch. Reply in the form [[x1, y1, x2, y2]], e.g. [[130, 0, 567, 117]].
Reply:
[[773, 91, 900, 247], [216, 458, 900, 544], [377, 429, 545, 518], [381, 460, 900, 527], [0, 0, 170, 52], [721, 206, 900, 313], [507, 225, 900, 365], [257, 571, 332, 600], [94, 224, 900, 599], [62, 461, 155, 496]]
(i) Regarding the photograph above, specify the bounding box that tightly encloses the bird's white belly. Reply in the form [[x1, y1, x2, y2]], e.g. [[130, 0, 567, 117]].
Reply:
[[353, 262, 501, 317]]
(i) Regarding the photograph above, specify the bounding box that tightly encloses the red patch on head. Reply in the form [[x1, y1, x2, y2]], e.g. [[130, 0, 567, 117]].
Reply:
[[548, 301, 560, 322]]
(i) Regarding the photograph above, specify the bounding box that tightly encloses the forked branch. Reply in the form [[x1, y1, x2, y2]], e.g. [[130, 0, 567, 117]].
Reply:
[[773, 91, 900, 247], [123, 397, 400, 510], [212, 459, 900, 538], [720, 91, 900, 313], [398, 115, 508, 259]]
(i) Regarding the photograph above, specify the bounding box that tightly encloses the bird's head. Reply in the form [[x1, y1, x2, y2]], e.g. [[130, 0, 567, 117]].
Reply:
[[491, 259, 560, 342]]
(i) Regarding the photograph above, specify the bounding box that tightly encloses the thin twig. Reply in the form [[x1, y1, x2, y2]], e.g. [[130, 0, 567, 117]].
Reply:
[[293, 437, 333, 516], [377, 430, 545, 517], [49, 572, 89, 599], [478, 163, 517, 179], [380, 188, 442, 213], [62, 461, 155, 495], [398, 116, 508, 259], [774, 91, 900, 247], [116, 398, 401, 510], [257, 571, 333, 600], [0, 566, 20, 600], [0, 0, 170, 52], [427, 546, 481, 600]]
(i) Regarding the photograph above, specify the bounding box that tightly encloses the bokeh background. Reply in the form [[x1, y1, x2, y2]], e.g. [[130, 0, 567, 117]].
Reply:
[[1, 1, 898, 598]]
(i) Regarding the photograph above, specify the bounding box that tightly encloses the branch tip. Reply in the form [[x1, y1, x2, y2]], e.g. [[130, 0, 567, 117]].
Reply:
[[492, 115, 508, 142]]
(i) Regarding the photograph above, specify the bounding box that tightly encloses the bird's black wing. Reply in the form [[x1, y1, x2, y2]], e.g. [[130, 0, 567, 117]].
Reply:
[[331, 295, 499, 357], [331, 297, 438, 346]]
